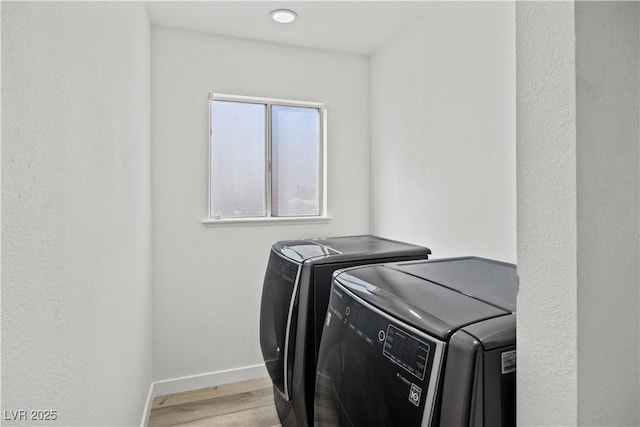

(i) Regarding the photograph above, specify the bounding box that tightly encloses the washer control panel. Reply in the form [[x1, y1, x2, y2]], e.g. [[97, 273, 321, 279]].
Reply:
[[383, 324, 430, 381]]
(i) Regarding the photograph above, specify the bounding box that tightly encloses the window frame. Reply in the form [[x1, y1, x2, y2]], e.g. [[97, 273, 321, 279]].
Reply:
[[205, 93, 329, 225]]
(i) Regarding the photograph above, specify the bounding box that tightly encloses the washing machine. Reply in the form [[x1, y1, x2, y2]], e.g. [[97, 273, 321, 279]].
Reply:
[[315, 257, 518, 427], [259, 235, 431, 427]]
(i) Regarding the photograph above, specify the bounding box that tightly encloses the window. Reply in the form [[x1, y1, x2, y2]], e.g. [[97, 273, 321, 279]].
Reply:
[[208, 93, 327, 221]]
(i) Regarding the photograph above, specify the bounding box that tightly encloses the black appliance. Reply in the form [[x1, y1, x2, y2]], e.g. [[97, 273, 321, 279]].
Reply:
[[315, 257, 518, 426], [259, 235, 431, 427]]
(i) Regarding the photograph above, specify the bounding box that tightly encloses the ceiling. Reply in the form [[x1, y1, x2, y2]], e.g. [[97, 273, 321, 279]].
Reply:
[[146, 1, 432, 55]]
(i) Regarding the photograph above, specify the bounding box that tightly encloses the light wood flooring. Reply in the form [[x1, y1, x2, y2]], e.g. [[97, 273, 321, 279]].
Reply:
[[148, 377, 280, 427]]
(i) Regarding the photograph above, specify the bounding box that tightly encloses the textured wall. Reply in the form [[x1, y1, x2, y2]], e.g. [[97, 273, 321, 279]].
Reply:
[[370, 2, 516, 263], [2, 2, 151, 426], [516, 2, 579, 425], [576, 2, 639, 425], [517, 2, 640, 425], [151, 27, 370, 382]]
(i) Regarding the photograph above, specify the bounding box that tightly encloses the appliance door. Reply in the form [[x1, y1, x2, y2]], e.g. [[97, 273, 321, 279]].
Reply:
[[260, 250, 302, 400], [315, 283, 445, 427]]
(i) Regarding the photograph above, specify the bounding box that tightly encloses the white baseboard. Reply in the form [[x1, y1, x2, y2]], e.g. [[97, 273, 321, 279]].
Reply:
[[140, 364, 269, 426], [139, 382, 155, 427]]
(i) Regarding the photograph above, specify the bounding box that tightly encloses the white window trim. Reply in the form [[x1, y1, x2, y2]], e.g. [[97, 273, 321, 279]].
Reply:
[[201, 215, 334, 227], [204, 93, 330, 225]]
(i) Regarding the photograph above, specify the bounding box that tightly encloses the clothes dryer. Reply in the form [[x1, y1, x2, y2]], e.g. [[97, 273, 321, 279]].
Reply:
[[315, 257, 518, 427], [259, 235, 431, 427]]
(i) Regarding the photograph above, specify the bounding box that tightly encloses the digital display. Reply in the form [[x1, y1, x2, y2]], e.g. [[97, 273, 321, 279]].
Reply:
[[383, 324, 430, 380]]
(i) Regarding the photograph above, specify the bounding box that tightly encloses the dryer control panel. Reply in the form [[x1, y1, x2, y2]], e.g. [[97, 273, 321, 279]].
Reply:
[[315, 283, 445, 427], [383, 324, 430, 381]]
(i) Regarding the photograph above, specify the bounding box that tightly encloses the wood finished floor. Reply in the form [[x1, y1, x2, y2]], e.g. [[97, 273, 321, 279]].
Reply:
[[148, 377, 280, 427]]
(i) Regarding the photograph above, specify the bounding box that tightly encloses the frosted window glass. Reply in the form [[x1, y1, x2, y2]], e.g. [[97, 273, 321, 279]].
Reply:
[[210, 101, 266, 218], [271, 106, 320, 217]]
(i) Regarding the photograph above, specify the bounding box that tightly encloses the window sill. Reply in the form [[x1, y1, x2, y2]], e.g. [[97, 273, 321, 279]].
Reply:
[[201, 216, 334, 227]]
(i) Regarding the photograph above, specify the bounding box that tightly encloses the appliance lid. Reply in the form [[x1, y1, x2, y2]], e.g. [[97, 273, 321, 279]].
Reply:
[[335, 264, 509, 340], [462, 314, 516, 350], [273, 241, 340, 263], [273, 235, 431, 263], [390, 257, 518, 313], [310, 235, 431, 256]]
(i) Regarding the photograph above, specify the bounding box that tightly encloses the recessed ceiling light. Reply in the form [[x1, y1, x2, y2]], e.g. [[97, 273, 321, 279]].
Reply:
[[271, 9, 297, 24]]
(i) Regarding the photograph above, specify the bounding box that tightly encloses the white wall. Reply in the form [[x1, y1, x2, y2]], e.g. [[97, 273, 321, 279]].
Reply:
[[1, 2, 152, 426], [517, 1, 640, 425], [516, 2, 579, 424], [151, 27, 370, 384], [575, 2, 639, 424], [370, 2, 516, 263]]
